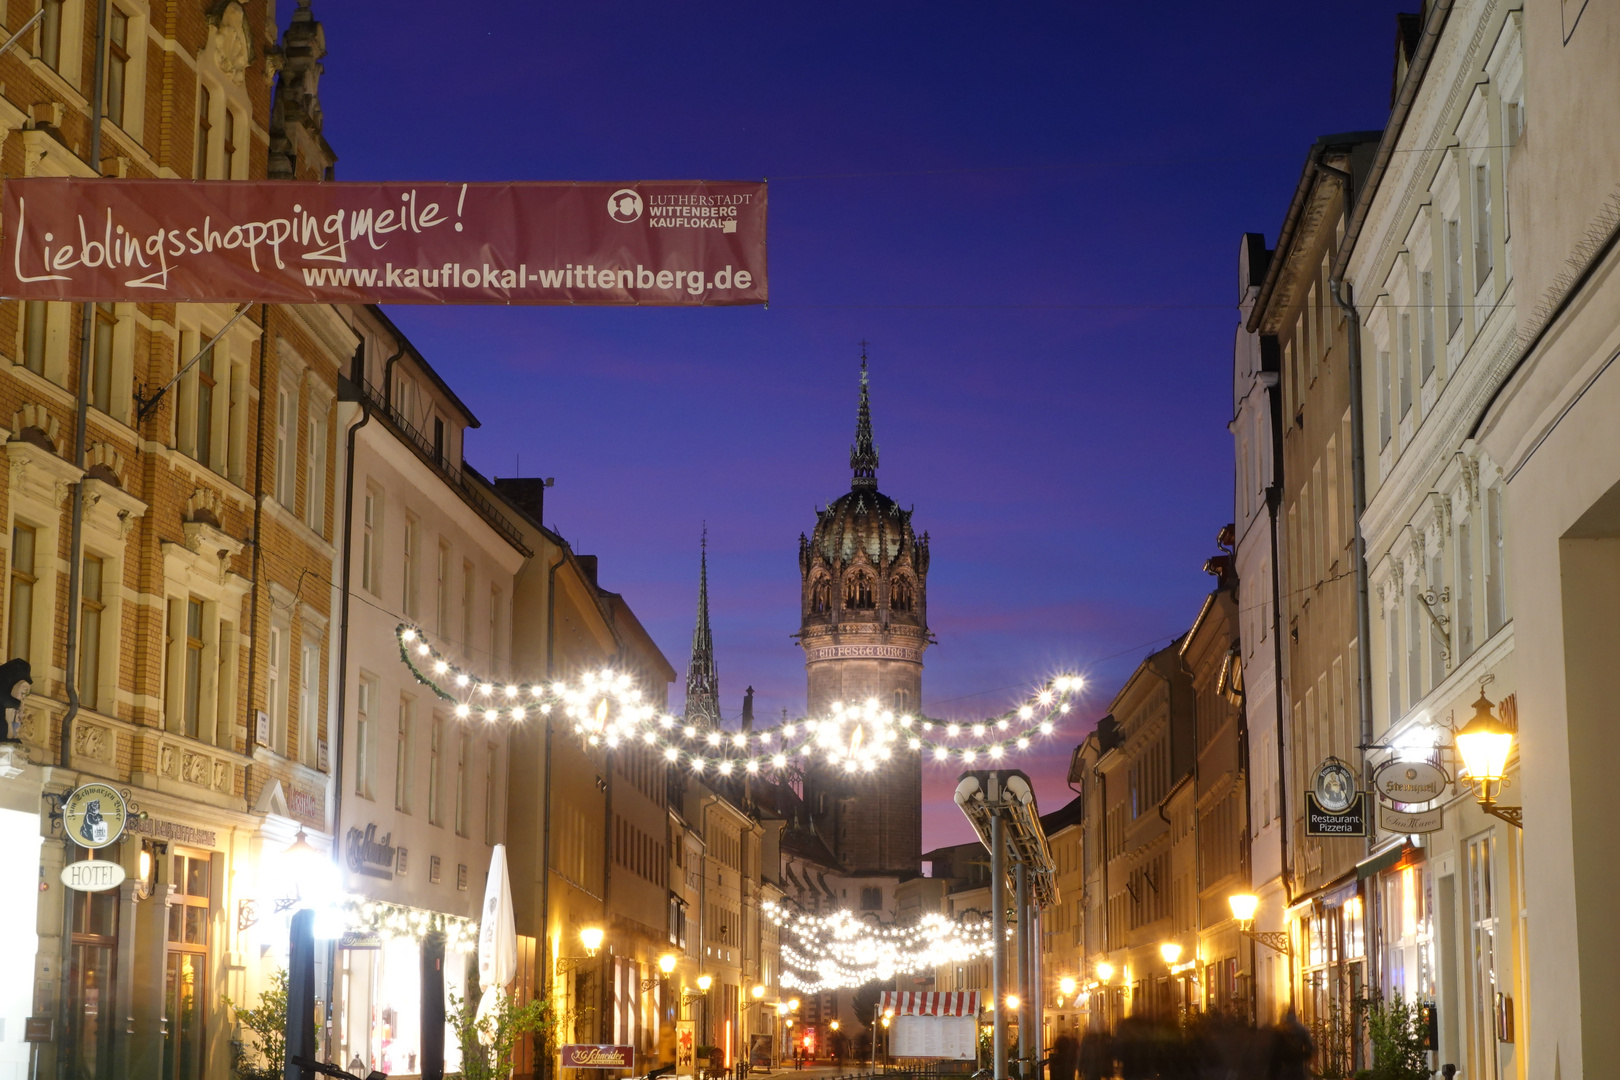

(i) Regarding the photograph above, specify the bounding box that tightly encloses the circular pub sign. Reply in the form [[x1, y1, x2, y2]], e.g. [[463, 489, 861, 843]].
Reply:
[[62, 783, 128, 850], [1372, 759, 1449, 804]]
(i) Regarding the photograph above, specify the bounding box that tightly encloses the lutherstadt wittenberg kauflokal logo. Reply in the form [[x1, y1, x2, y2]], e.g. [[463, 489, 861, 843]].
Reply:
[[607, 189, 643, 223]]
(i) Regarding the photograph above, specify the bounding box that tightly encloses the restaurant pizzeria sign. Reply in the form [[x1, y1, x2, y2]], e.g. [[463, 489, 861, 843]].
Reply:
[[2, 179, 767, 306]]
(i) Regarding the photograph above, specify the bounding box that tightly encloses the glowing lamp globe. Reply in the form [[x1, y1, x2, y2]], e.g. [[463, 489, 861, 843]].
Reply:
[[697, 974, 713, 992], [1005, 995, 1020, 1010], [1159, 942, 1182, 965], [752, 985, 766, 999], [659, 953, 677, 975], [580, 926, 605, 955], [830, 1020, 840, 1031], [1228, 893, 1260, 926], [1456, 693, 1514, 785], [1059, 977, 1077, 997], [789, 998, 801, 1012], [1095, 962, 1114, 982]]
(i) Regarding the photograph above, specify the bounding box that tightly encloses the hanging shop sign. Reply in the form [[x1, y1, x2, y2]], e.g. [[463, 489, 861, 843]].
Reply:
[[1311, 757, 1359, 813], [560, 1045, 635, 1069], [62, 782, 128, 849], [60, 858, 126, 892], [345, 823, 398, 880], [338, 929, 383, 950], [1372, 759, 1449, 804], [1379, 804, 1444, 834], [1, 179, 768, 306], [1307, 792, 1369, 836]]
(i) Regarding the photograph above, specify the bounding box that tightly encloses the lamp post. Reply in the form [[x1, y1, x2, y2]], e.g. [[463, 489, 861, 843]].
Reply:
[[1455, 692, 1523, 828]]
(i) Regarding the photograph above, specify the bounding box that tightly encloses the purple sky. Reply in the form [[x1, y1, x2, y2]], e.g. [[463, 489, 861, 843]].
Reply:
[[321, 2, 1407, 847]]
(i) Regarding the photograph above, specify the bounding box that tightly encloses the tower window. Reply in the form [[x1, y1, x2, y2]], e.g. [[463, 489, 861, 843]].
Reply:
[[844, 571, 875, 610], [891, 576, 914, 612], [810, 576, 831, 615]]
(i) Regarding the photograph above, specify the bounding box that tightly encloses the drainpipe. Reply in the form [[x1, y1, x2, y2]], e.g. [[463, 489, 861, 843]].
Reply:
[[539, 552, 564, 1080], [1316, 163, 1377, 770], [244, 306, 270, 784], [1266, 364, 1297, 1012]]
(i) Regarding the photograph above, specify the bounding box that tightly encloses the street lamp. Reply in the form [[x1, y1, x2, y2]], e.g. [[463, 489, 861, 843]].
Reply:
[[660, 953, 678, 975], [1005, 995, 1020, 1010], [1456, 692, 1522, 828], [697, 974, 713, 992], [830, 1020, 840, 1031], [789, 998, 800, 1012], [1095, 961, 1114, 982], [1159, 942, 1182, 966], [1227, 892, 1291, 956], [580, 926, 605, 955], [752, 984, 766, 999]]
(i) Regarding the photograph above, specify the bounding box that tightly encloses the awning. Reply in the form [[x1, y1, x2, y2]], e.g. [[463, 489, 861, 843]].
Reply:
[[880, 991, 980, 1017], [1357, 841, 1425, 880]]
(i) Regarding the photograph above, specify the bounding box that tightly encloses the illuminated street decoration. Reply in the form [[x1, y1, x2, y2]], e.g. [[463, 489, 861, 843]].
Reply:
[[394, 624, 1082, 773], [764, 901, 995, 994]]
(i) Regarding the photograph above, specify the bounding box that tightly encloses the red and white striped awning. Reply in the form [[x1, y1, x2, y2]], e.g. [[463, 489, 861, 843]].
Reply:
[[880, 991, 980, 1017]]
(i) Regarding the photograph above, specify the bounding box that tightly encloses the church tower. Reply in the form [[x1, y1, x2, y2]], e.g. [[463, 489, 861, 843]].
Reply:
[[797, 358, 930, 874], [684, 530, 722, 726]]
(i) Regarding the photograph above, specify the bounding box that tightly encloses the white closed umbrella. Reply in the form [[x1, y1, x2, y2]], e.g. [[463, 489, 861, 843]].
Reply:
[[476, 843, 518, 1026]]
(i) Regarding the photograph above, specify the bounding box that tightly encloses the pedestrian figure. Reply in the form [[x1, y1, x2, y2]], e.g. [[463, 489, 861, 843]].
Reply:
[[1076, 1030, 1112, 1080], [1049, 1032, 1078, 1080], [1267, 1010, 1313, 1080]]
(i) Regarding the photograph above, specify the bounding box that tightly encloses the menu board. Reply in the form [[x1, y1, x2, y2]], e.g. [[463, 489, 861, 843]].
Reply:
[[891, 1015, 977, 1060]]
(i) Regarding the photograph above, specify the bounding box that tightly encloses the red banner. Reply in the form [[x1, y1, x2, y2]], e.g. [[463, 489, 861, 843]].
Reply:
[[560, 1044, 635, 1069], [1, 179, 766, 306]]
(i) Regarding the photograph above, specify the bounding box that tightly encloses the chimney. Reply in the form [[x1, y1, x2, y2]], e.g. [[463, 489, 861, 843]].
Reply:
[[494, 477, 554, 527]]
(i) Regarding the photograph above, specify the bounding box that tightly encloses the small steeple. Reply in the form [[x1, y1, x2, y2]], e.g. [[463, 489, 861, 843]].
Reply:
[[684, 526, 722, 727], [850, 343, 879, 489]]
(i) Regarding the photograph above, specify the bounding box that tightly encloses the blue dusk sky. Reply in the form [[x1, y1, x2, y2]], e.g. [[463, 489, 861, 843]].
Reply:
[[320, 1, 1409, 847]]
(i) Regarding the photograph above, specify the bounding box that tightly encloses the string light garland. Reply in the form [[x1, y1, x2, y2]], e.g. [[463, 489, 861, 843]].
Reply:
[[336, 893, 479, 950], [394, 624, 1083, 774], [764, 901, 996, 994]]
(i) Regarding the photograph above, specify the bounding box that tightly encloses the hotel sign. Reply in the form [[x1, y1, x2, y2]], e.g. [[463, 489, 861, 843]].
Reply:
[[61, 859, 126, 892]]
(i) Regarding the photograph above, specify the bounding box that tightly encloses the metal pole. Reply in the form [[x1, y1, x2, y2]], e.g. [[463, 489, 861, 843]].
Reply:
[[1015, 861, 1030, 1079], [1030, 907, 1044, 1080], [991, 813, 1007, 1080]]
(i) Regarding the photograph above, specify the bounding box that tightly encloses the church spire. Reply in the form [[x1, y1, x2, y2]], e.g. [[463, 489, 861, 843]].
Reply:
[[684, 526, 722, 727], [850, 344, 879, 489]]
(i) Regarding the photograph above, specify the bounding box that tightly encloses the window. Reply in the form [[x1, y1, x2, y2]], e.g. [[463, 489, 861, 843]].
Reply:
[[166, 852, 211, 1080], [9, 524, 36, 664], [80, 556, 104, 712], [1407, 592, 1423, 710], [891, 576, 914, 612], [1388, 600, 1405, 723], [436, 542, 450, 635], [194, 340, 216, 470], [1398, 313, 1413, 418], [455, 732, 469, 836], [38, 0, 63, 70], [22, 300, 47, 375], [182, 599, 204, 740], [433, 415, 445, 462], [267, 624, 286, 755], [844, 571, 875, 610], [484, 741, 498, 843], [395, 697, 413, 813], [222, 108, 236, 179], [1419, 272, 1436, 382], [1377, 349, 1391, 448], [402, 514, 418, 619], [1428, 555, 1447, 691], [893, 688, 910, 714], [1467, 834, 1501, 1080], [304, 407, 326, 534], [1486, 486, 1507, 635], [428, 714, 443, 825], [299, 639, 319, 767], [92, 303, 115, 413], [356, 676, 375, 798], [361, 489, 379, 594], [67, 872, 119, 1080], [489, 585, 500, 655], [275, 385, 294, 505], [861, 886, 882, 910], [461, 560, 474, 648], [105, 8, 128, 128], [1458, 520, 1475, 661], [195, 84, 212, 179], [1474, 163, 1493, 285], [1446, 218, 1464, 338]]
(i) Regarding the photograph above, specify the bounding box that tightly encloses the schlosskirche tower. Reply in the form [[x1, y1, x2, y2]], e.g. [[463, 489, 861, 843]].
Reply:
[[796, 356, 930, 875]]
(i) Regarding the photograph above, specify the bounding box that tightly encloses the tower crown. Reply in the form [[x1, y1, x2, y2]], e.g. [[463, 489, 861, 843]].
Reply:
[[684, 528, 721, 726], [850, 355, 879, 489]]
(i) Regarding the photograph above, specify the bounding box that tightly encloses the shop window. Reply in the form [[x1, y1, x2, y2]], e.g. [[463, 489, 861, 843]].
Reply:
[[166, 851, 211, 1080], [1468, 835, 1501, 1080]]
